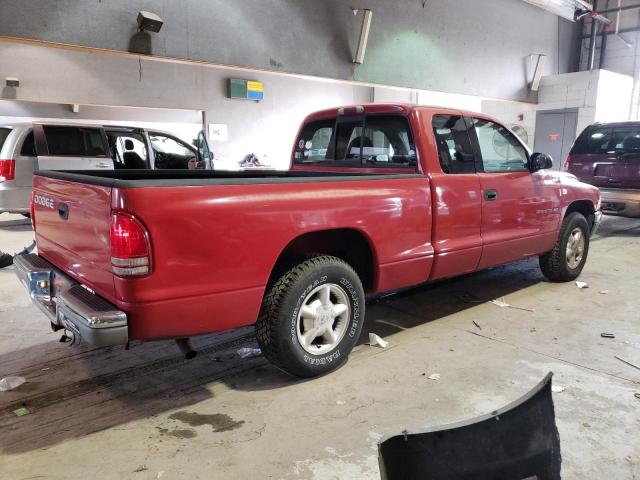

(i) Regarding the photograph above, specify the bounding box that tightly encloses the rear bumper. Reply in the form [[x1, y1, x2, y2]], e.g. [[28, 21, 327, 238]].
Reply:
[[600, 188, 640, 218], [0, 184, 30, 213], [13, 253, 128, 347]]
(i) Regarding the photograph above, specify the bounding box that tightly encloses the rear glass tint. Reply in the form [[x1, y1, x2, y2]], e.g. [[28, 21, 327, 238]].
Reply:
[[571, 125, 640, 155], [43, 126, 106, 157], [293, 115, 416, 167], [0, 127, 11, 152]]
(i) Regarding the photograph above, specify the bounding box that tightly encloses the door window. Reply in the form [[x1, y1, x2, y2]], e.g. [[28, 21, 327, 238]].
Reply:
[[43, 126, 106, 157], [106, 132, 148, 169], [149, 132, 197, 169], [359, 116, 416, 166], [472, 119, 528, 172], [432, 115, 476, 174]]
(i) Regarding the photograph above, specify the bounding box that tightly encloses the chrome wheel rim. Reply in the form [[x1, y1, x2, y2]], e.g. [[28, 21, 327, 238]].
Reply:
[[296, 283, 350, 355], [566, 227, 585, 269]]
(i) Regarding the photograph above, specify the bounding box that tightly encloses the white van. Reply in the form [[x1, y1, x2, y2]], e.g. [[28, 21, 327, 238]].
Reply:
[[0, 123, 212, 214]]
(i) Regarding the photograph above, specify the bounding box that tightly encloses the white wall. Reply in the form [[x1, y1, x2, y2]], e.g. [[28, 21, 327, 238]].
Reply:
[[537, 69, 633, 136]]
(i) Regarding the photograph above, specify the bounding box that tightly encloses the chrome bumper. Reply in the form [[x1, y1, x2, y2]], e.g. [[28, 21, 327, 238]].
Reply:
[[592, 210, 603, 236], [14, 254, 128, 347]]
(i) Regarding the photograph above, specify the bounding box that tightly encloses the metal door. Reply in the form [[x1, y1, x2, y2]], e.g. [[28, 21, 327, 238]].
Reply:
[[534, 110, 578, 170]]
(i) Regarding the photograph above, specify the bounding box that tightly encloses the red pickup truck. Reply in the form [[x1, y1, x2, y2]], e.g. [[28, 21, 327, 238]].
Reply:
[[15, 104, 602, 377]]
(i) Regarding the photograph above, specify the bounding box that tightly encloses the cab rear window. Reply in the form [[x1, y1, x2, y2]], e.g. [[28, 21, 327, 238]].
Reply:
[[293, 115, 417, 168]]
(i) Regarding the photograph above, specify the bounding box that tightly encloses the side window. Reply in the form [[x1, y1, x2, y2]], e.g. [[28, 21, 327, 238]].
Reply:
[[572, 127, 613, 154], [293, 119, 334, 163], [149, 133, 197, 169], [43, 126, 106, 157], [360, 116, 416, 166], [432, 115, 476, 174], [611, 128, 640, 154], [20, 130, 36, 156], [472, 118, 528, 172], [106, 133, 148, 169], [0, 128, 11, 151]]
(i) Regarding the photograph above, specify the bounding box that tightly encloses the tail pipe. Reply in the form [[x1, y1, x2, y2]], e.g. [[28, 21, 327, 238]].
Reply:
[[176, 338, 197, 359]]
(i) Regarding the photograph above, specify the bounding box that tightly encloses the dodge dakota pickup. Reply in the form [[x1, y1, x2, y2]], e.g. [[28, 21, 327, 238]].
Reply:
[[15, 104, 602, 377]]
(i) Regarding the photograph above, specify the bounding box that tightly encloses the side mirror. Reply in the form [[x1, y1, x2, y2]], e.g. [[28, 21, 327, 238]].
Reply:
[[530, 152, 553, 172]]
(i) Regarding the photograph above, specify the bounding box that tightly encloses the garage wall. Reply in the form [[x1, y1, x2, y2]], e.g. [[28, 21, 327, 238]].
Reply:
[[0, 39, 372, 168], [0, 0, 578, 102]]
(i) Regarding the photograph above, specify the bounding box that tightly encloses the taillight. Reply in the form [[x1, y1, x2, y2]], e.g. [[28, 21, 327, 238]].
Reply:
[[563, 154, 573, 172], [29, 191, 36, 230], [0, 159, 15, 182], [109, 212, 151, 277]]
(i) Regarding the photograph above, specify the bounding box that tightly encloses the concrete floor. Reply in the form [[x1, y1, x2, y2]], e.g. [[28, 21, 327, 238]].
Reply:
[[0, 212, 639, 479]]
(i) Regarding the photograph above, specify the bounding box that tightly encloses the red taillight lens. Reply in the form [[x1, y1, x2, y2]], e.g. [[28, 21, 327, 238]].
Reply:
[[563, 155, 572, 172], [29, 191, 36, 230], [109, 212, 151, 277], [0, 159, 15, 182]]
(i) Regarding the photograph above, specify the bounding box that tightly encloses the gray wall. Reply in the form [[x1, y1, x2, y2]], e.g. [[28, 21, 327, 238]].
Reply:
[[0, 0, 577, 102], [0, 39, 372, 168]]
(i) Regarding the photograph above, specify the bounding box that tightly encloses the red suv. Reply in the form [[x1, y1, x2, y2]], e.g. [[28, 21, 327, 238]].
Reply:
[[565, 122, 640, 217]]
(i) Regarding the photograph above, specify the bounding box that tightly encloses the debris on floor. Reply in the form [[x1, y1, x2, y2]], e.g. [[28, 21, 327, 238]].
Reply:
[[369, 333, 388, 348], [378, 373, 560, 479], [634, 393, 640, 400], [236, 347, 262, 358], [600, 333, 615, 339], [614, 355, 640, 372], [551, 385, 566, 393], [133, 465, 148, 473], [599, 290, 609, 295], [13, 407, 30, 417], [472, 320, 482, 330], [336, 400, 346, 405], [427, 373, 441, 381], [457, 292, 483, 304], [0, 376, 26, 392], [490, 298, 535, 313], [575, 281, 589, 289]]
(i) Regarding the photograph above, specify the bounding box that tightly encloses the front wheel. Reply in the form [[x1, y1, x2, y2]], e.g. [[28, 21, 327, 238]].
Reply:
[[256, 255, 365, 378], [539, 212, 590, 282]]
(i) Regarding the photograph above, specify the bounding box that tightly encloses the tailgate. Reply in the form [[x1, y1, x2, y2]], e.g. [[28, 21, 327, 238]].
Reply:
[[32, 174, 115, 299]]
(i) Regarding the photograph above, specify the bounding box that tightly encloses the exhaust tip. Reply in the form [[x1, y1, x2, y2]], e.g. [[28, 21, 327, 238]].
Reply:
[[176, 338, 197, 360]]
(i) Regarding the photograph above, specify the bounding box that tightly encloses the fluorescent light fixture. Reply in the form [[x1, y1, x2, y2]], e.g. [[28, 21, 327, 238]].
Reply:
[[523, 0, 592, 22], [353, 9, 373, 64]]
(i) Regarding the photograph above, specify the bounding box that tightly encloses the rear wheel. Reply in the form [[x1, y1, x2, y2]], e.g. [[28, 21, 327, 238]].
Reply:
[[256, 255, 365, 378], [539, 212, 590, 282]]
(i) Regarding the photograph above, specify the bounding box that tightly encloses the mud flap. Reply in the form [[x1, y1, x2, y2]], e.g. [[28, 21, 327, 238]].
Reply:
[[378, 372, 561, 480]]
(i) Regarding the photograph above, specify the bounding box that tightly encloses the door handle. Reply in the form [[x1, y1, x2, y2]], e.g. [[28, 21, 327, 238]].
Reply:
[[484, 189, 498, 201]]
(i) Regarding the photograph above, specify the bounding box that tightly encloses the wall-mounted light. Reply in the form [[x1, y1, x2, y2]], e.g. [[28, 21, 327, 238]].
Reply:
[[353, 9, 373, 64], [137, 11, 163, 33], [530, 54, 547, 92]]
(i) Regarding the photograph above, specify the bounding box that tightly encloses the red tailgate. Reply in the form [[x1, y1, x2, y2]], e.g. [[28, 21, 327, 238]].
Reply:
[[32, 175, 116, 300]]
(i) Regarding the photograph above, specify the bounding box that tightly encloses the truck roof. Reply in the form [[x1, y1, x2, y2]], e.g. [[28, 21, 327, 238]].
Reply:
[[303, 103, 482, 122]]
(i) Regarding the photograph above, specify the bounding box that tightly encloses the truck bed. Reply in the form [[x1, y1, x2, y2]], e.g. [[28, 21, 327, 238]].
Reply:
[[32, 168, 433, 341]]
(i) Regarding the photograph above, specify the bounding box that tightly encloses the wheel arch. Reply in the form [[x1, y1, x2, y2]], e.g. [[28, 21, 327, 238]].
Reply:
[[267, 228, 378, 292], [564, 199, 596, 230]]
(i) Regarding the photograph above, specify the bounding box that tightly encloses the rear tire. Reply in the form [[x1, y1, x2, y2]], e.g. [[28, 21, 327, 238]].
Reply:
[[256, 255, 365, 378], [539, 212, 590, 282]]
